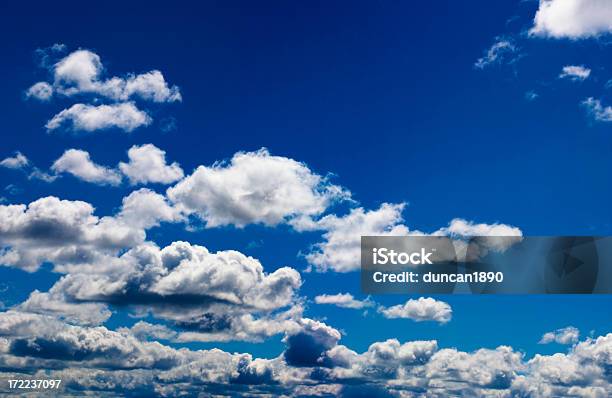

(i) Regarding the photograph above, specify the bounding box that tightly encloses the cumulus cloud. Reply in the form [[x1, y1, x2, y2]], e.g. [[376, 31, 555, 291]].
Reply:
[[559, 65, 591, 81], [437, 218, 522, 239], [314, 293, 374, 309], [474, 37, 520, 69], [0, 152, 29, 170], [0, 193, 179, 272], [0, 308, 610, 397], [45, 102, 151, 133], [303, 204, 522, 273], [378, 297, 452, 324], [33, 49, 181, 103], [119, 144, 184, 185], [434, 218, 523, 261], [530, 0, 612, 39], [425, 345, 523, 391], [582, 97, 612, 122], [118, 188, 182, 229], [51, 149, 121, 185], [304, 203, 409, 273], [35, 240, 303, 342], [515, 334, 612, 397], [283, 318, 341, 367], [167, 148, 350, 228], [43, 144, 183, 187], [539, 326, 580, 345], [17, 290, 111, 326]]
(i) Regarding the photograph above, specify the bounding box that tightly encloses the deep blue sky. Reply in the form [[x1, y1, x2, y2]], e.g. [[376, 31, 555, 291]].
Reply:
[[0, 0, 611, 360]]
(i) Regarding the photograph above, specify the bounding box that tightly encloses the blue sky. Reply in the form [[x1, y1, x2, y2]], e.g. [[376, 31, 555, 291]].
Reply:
[[0, 1, 611, 397]]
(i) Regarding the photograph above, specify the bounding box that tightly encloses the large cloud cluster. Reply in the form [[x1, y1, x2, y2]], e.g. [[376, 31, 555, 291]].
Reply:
[[3, 310, 607, 397], [10, 234, 304, 341]]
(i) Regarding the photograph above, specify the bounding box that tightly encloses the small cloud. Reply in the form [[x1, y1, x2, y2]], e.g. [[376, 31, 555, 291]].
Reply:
[[539, 326, 580, 345], [582, 97, 612, 122], [118, 144, 183, 185], [0, 152, 29, 169], [525, 90, 539, 101], [378, 297, 452, 324], [51, 149, 122, 185], [25, 82, 53, 101], [1, 151, 57, 183], [475, 37, 521, 69], [314, 293, 374, 310], [159, 116, 177, 133], [35, 43, 67, 68], [559, 65, 591, 81], [28, 167, 57, 183], [46, 102, 151, 133], [246, 240, 264, 249], [4, 184, 22, 195]]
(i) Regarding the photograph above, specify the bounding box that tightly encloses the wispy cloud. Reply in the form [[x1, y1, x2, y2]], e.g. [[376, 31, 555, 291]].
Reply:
[[582, 97, 612, 122], [314, 293, 374, 309], [475, 37, 521, 69], [559, 65, 591, 81]]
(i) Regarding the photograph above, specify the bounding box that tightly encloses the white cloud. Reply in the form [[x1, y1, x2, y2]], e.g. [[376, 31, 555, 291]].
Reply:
[[475, 38, 520, 69], [425, 345, 523, 390], [0, 152, 57, 183], [539, 326, 580, 345], [47, 49, 181, 103], [25, 82, 53, 101], [314, 293, 374, 309], [378, 297, 452, 324], [45, 102, 151, 133], [17, 290, 111, 326], [167, 148, 350, 228], [530, 0, 612, 39], [434, 218, 523, 260], [118, 188, 182, 229], [1, 152, 58, 183], [0, 306, 610, 397], [0, 194, 176, 272], [119, 144, 184, 185], [41, 240, 303, 342], [51, 149, 122, 185], [28, 167, 58, 183], [582, 97, 612, 122], [0, 152, 29, 169], [304, 203, 409, 273], [303, 205, 522, 273], [53, 49, 102, 94], [121, 70, 182, 103], [559, 65, 591, 81], [438, 218, 522, 238]]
